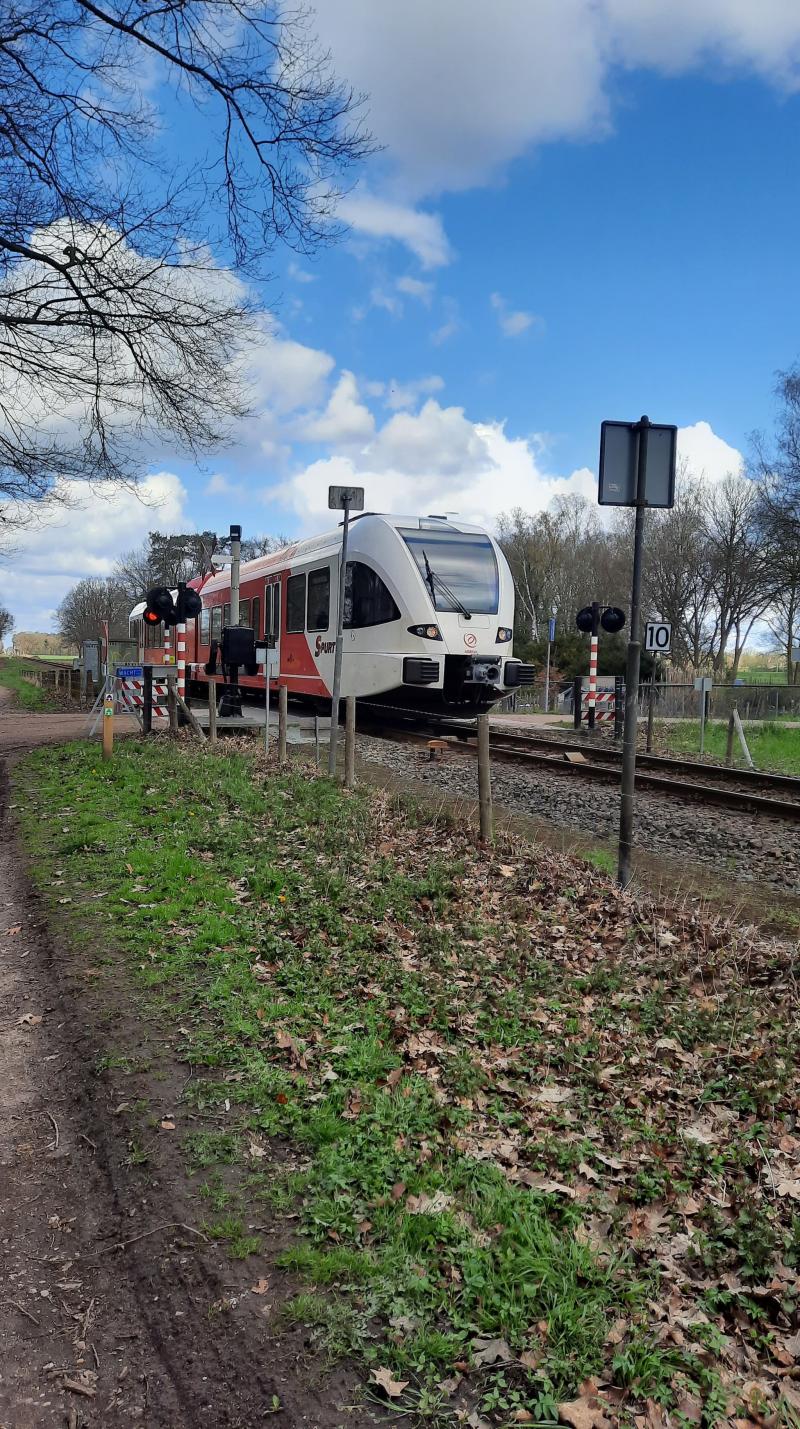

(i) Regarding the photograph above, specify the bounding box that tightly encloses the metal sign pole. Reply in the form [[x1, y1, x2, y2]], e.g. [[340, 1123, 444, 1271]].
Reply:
[[699, 684, 706, 757], [328, 499, 350, 777], [617, 416, 650, 888]]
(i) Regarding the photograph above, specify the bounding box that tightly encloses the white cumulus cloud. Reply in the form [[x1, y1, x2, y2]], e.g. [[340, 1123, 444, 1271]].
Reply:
[[7, 471, 189, 632], [338, 190, 452, 267]]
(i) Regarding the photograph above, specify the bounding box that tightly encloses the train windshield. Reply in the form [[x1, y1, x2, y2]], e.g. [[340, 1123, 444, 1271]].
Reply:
[[400, 529, 499, 614]]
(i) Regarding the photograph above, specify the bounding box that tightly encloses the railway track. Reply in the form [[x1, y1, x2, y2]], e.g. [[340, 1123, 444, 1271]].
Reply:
[[370, 721, 800, 821]]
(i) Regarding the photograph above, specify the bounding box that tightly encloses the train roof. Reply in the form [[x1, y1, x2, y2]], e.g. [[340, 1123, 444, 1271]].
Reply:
[[196, 513, 493, 597]]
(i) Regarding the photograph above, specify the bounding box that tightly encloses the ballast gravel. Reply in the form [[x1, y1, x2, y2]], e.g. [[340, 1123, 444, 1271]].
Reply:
[[356, 733, 800, 895]]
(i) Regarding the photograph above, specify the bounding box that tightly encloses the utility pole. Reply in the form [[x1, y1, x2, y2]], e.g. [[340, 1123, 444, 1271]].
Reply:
[[544, 608, 556, 713], [327, 486, 364, 776], [219, 523, 242, 719], [617, 417, 649, 887]]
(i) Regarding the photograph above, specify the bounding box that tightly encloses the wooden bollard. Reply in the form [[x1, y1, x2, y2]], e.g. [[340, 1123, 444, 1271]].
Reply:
[[477, 713, 493, 843], [207, 682, 217, 744], [344, 696, 356, 788], [278, 685, 288, 763]]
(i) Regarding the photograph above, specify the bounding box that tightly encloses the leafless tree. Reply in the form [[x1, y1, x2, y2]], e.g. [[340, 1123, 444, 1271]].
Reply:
[[0, 602, 12, 645], [0, 1, 371, 526], [643, 474, 716, 671], [701, 474, 773, 679], [57, 575, 131, 650]]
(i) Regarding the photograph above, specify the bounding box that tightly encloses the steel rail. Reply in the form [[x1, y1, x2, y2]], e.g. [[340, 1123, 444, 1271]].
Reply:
[[367, 723, 800, 821]]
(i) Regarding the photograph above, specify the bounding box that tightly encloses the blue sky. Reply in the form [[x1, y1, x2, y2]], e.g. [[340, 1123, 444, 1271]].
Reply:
[[7, 0, 800, 631]]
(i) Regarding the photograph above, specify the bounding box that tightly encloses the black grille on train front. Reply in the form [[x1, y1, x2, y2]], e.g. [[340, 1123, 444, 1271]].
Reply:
[[403, 657, 440, 685]]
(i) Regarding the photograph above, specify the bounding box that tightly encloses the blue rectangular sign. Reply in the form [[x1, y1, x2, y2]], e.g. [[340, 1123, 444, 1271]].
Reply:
[[116, 666, 143, 679], [548, 618, 556, 642]]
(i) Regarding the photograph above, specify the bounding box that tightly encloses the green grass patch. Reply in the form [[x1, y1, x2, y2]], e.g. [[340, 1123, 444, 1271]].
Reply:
[[0, 656, 57, 710], [653, 717, 800, 775], [12, 739, 799, 1425]]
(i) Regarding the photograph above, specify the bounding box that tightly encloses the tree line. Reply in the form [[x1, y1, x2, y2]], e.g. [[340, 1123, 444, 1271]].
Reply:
[[499, 369, 800, 685], [55, 530, 289, 650]]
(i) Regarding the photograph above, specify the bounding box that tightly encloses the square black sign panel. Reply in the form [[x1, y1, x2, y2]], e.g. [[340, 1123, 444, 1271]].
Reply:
[[599, 421, 677, 508]]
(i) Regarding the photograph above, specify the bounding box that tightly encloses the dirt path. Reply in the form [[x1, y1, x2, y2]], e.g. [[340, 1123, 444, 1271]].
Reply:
[[0, 700, 382, 1429]]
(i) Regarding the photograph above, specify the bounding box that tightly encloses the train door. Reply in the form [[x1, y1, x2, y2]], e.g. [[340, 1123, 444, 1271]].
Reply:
[[264, 578, 281, 687]]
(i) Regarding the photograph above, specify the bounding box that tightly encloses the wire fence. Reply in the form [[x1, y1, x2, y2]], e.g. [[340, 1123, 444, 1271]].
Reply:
[[498, 681, 800, 721]]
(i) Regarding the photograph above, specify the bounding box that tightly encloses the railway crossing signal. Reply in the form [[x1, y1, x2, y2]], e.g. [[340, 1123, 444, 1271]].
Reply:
[[143, 583, 202, 627], [575, 603, 626, 729]]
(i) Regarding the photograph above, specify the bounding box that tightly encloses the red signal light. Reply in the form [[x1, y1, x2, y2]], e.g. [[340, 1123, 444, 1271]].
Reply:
[[143, 609, 160, 625]]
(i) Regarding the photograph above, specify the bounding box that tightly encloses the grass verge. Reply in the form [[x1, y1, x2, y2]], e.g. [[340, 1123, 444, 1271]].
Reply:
[[0, 656, 56, 710], [652, 718, 800, 776], [13, 739, 800, 1426]]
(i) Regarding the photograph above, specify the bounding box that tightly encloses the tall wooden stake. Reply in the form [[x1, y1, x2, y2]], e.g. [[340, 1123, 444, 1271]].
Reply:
[[477, 713, 493, 843], [278, 685, 288, 763], [102, 686, 114, 760], [344, 696, 356, 787]]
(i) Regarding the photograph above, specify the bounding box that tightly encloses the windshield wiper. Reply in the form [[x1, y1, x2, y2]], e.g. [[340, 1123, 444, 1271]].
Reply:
[[422, 549, 472, 620]]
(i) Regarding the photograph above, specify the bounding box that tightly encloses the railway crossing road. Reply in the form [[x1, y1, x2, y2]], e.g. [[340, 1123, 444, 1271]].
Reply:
[[0, 685, 138, 756]]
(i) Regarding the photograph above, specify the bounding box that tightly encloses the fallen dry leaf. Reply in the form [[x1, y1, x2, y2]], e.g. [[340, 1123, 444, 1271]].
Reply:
[[251, 1278, 270, 1295], [406, 1190, 453, 1215], [776, 1178, 800, 1200], [558, 1395, 611, 1429], [472, 1336, 512, 1367], [532, 1084, 572, 1104], [18, 1013, 42, 1027], [160, 1119, 175, 1130], [370, 1365, 409, 1399], [5, 924, 22, 935]]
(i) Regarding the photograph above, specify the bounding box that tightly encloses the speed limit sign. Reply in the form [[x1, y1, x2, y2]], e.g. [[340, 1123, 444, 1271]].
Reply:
[[645, 621, 672, 655]]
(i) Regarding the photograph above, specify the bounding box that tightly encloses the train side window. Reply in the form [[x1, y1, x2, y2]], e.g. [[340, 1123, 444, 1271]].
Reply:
[[223, 602, 231, 629], [251, 596, 260, 639], [211, 606, 222, 643], [344, 562, 401, 628], [306, 568, 330, 631], [286, 573, 306, 633], [200, 609, 210, 645], [239, 598, 251, 626]]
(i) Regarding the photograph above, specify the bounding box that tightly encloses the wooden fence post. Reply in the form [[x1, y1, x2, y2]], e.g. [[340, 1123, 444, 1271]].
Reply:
[[207, 682, 217, 744], [725, 709, 735, 767], [344, 696, 356, 788], [477, 713, 493, 843], [278, 685, 288, 763]]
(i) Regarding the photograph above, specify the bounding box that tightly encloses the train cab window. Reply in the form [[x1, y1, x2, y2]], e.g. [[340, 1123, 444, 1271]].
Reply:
[[307, 568, 330, 631], [400, 529, 499, 614], [200, 609, 210, 645], [239, 598, 251, 626], [286, 573, 306, 633], [344, 562, 401, 628], [265, 584, 280, 647], [211, 606, 222, 643], [223, 602, 231, 629], [251, 596, 261, 639]]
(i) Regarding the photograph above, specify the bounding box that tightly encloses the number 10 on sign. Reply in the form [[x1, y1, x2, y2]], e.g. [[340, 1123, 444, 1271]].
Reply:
[[645, 622, 671, 655]]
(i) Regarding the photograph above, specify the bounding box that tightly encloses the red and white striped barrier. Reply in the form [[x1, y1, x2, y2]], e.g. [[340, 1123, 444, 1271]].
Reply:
[[118, 676, 169, 720], [581, 688, 616, 724], [587, 633, 598, 717], [176, 621, 186, 700]]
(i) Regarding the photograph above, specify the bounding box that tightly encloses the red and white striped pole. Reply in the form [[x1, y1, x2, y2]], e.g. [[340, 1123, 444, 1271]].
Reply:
[[587, 601, 600, 730], [177, 622, 186, 701], [163, 622, 171, 669]]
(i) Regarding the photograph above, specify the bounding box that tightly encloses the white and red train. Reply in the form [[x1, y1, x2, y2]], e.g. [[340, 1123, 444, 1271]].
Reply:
[[129, 512, 534, 716]]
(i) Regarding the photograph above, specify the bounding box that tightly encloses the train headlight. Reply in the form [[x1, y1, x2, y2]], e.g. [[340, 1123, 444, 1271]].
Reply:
[[496, 626, 513, 643], [408, 624, 442, 640]]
